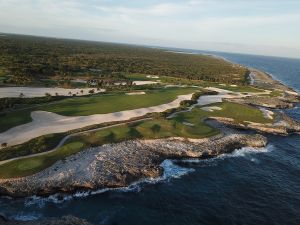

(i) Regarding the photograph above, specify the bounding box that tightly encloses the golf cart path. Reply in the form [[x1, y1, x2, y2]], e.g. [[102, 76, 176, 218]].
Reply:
[[0, 93, 194, 147]]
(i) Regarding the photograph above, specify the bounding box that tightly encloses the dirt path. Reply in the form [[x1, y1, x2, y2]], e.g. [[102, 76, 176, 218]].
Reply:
[[0, 118, 151, 166]]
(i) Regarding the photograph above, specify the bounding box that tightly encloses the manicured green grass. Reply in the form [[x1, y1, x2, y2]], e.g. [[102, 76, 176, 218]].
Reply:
[[0, 87, 197, 132], [0, 102, 271, 179], [0, 110, 32, 133], [206, 102, 273, 124], [39, 87, 197, 116], [0, 142, 84, 178], [125, 73, 154, 81], [173, 102, 272, 125]]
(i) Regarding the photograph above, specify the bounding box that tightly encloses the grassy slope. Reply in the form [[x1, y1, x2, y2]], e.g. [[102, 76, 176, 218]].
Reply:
[[0, 102, 271, 178], [39, 87, 197, 116], [0, 87, 197, 132]]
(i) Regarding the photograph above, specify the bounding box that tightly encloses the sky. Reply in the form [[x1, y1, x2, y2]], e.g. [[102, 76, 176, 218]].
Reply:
[[0, 0, 300, 58]]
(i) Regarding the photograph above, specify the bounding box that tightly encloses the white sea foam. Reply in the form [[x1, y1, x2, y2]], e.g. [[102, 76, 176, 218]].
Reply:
[[11, 212, 42, 221], [24, 160, 194, 206], [23, 146, 273, 207], [180, 145, 273, 165]]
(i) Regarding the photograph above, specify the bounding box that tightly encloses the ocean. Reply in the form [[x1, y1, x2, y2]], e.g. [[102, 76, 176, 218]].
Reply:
[[1, 52, 300, 225]]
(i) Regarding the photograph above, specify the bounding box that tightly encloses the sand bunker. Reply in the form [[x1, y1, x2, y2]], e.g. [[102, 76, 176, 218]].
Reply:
[[0, 93, 194, 147], [0, 87, 105, 98], [133, 81, 158, 85], [126, 92, 146, 95], [201, 106, 222, 112], [146, 75, 159, 79]]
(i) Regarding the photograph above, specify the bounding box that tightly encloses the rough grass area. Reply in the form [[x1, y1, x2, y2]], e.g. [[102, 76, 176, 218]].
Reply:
[[0, 87, 197, 132], [0, 133, 65, 161], [214, 85, 263, 93]]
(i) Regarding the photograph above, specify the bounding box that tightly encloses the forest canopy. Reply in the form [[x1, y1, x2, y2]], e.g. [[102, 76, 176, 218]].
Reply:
[[0, 34, 248, 85]]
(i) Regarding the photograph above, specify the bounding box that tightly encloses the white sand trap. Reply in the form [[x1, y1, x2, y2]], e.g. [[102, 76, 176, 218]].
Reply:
[[0, 87, 105, 98], [133, 81, 158, 85], [0, 93, 194, 147], [197, 87, 235, 106], [201, 106, 222, 112], [259, 108, 274, 120], [146, 75, 159, 79], [182, 122, 195, 127], [126, 92, 146, 95]]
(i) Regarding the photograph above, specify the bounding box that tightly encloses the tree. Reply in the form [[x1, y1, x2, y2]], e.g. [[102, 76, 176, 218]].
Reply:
[[127, 127, 142, 138], [89, 89, 95, 94], [104, 132, 116, 142], [151, 124, 161, 133], [1, 143, 7, 148]]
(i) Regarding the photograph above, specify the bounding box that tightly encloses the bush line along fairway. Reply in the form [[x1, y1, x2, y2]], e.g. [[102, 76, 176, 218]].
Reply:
[[0, 87, 198, 133], [0, 102, 272, 179]]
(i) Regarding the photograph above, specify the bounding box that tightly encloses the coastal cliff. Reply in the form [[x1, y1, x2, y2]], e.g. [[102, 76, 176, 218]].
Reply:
[[0, 134, 267, 197]]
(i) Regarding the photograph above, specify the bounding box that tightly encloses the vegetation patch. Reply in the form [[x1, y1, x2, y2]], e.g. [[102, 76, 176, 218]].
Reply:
[[0, 34, 248, 86]]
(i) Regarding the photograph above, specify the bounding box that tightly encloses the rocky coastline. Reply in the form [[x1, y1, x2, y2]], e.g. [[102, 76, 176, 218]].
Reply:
[[208, 111, 300, 136], [0, 134, 267, 197], [0, 67, 299, 201]]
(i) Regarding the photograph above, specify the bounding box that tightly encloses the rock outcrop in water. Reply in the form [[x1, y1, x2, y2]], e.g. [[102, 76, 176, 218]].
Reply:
[[227, 95, 297, 109], [209, 111, 300, 135], [0, 134, 267, 197]]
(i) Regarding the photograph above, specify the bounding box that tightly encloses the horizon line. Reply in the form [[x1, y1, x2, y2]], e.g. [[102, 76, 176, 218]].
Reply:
[[2, 32, 300, 61]]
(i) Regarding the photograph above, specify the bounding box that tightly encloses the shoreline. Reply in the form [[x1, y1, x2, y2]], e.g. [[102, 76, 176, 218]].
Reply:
[[0, 59, 300, 198], [0, 133, 267, 197]]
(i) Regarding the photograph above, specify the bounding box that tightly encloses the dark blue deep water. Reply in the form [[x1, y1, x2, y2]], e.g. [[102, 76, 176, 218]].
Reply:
[[1, 52, 300, 225]]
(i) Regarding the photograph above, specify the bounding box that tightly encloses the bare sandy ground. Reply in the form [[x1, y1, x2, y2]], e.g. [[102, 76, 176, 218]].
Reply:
[[125, 91, 146, 95], [201, 106, 222, 112], [0, 87, 105, 98], [0, 93, 193, 147], [197, 87, 270, 106], [197, 87, 240, 106], [133, 81, 158, 85]]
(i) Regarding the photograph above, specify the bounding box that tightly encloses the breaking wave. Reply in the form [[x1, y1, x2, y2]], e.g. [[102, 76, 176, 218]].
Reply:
[[24, 159, 195, 207], [23, 145, 273, 208]]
